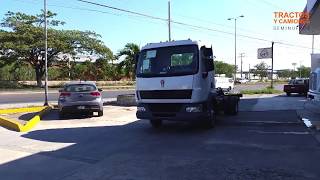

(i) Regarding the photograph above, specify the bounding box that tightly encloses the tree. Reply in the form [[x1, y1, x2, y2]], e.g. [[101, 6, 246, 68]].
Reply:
[[95, 58, 122, 81], [117, 43, 140, 80], [297, 66, 311, 78], [253, 62, 268, 81], [0, 11, 113, 87], [277, 69, 292, 79], [214, 61, 235, 78]]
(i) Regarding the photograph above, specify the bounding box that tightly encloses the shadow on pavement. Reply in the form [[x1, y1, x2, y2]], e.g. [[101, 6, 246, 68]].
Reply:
[[1, 109, 320, 179], [18, 112, 37, 121]]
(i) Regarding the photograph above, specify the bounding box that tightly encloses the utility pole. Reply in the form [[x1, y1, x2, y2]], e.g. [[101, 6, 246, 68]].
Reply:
[[228, 15, 244, 82], [299, 61, 302, 78], [168, 0, 171, 41], [234, 19, 237, 81], [249, 64, 251, 81], [312, 35, 314, 54], [239, 53, 245, 79], [44, 0, 49, 106], [271, 41, 274, 89]]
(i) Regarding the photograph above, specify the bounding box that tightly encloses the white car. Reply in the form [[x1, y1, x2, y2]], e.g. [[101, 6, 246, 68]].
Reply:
[[215, 77, 234, 91], [238, 78, 249, 84]]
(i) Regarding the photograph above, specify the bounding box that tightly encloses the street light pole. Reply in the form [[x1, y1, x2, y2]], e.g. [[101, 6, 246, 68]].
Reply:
[[168, 0, 171, 41], [44, 0, 49, 106], [228, 15, 244, 82], [234, 18, 237, 82]]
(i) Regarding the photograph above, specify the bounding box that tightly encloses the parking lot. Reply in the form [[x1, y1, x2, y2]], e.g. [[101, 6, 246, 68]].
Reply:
[[1, 94, 320, 180]]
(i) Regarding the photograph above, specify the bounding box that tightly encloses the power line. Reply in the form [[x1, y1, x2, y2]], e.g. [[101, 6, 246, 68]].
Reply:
[[75, 0, 319, 51], [76, 0, 167, 22], [14, 0, 318, 51]]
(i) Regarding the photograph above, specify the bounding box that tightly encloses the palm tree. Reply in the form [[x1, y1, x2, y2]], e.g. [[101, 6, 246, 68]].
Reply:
[[117, 43, 140, 80]]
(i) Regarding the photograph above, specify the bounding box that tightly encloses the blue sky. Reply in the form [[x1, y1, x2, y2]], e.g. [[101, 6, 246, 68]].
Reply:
[[1, 0, 319, 70]]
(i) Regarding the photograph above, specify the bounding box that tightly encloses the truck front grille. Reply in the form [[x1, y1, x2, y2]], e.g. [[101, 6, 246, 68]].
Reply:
[[148, 104, 183, 113], [139, 90, 192, 99]]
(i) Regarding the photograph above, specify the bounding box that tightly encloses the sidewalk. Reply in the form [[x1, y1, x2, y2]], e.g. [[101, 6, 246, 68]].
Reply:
[[0, 98, 116, 109]]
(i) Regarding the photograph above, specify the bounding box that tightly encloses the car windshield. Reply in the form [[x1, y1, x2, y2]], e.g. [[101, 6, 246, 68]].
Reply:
[[136, 45, 198, 77], [64, 84, 96, 92], [289, 79, 304, 85]]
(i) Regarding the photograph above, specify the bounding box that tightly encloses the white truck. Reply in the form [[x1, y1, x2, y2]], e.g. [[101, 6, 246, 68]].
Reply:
[[135, 40, 241, 128], [215, 77, 234, 91], [309, 67, 320, 102]]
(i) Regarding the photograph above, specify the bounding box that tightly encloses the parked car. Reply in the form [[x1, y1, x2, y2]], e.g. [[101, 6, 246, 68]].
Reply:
[[215, 77, 234, 91], [235, 78, 249, 84], [283, 78, 309, 96], [58, 81, 104, 118]]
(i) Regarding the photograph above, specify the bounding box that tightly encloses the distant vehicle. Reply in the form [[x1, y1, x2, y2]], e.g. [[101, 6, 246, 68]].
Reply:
[[215, 77, 234, 91], [284, 78, 309, 96], [58, 81, 104, 118], [237, 78, 249, 84]]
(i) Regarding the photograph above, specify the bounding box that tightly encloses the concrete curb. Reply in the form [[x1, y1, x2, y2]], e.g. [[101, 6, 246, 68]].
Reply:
[[116, 94, 136, 106], [0, 106, 52, 132]]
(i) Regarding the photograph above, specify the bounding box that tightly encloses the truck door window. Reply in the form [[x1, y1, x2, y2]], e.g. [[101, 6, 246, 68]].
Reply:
[[201, 47, 214, 72]]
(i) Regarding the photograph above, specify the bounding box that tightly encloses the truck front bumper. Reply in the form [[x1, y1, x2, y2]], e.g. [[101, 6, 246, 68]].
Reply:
[[136, 103, 209, 122]]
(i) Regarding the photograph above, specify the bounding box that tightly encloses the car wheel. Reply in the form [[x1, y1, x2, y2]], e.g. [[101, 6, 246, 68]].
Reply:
[[286, 92, 291, 96], [98, 110, 104, 117], [204, 107, 215, 128], [59, 111, 66, 119], [150, 119, 162, 128]]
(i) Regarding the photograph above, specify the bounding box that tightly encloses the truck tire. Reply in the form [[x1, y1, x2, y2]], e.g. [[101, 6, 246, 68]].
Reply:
[[286, 92, 291, 96], [204, 107, 215, 128], [224, 97, 239, 115], [98, 110, 104, 117], [150, 119, 162, 128]]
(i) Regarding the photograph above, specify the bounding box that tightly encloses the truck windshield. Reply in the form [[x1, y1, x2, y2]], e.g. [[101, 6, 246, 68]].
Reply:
[[136, 45, 198, 77]]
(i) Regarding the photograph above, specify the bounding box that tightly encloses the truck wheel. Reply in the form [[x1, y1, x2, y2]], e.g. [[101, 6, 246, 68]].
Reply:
[[204, 108, 215, 128], [150, 119, 162, 128], [98, 110, 104, 117], [286, 92, 291, 96], [224, 97, 239, 115]]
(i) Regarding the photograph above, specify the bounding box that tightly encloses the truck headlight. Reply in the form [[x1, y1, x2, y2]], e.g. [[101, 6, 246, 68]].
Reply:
[[137, 106, 146, 112], [186, 105, 202, 113]]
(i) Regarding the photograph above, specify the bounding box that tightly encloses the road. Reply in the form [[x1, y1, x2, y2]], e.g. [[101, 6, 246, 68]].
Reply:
[[0, 84, 283, 105], [0, 95, 320, 180], [0, 90, 134, 104]]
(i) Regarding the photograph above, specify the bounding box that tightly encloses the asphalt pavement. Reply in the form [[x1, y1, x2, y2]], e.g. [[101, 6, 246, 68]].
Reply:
[[0, 95, 320, 180]]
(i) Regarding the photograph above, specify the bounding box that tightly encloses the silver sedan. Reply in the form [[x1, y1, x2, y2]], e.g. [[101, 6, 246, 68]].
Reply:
[[58, 81, 104, 118]]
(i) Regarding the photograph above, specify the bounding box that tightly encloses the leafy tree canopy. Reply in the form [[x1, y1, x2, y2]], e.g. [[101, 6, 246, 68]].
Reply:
[[0, 11, 113, 86]]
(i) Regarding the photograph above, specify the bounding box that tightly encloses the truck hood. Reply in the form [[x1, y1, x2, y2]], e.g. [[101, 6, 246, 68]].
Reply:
[[136, 75, 194, 91]]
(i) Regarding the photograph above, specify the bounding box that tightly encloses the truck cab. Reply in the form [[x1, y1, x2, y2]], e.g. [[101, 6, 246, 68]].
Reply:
[[135, 40, 239, 128]]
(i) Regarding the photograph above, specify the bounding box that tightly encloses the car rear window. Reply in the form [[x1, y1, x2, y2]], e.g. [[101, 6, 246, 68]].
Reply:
[[64, 84, 97, 92]]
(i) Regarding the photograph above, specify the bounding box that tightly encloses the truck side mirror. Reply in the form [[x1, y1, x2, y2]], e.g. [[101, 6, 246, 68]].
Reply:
[[201, 47, 214, 73], [134, 53, 140, 70]]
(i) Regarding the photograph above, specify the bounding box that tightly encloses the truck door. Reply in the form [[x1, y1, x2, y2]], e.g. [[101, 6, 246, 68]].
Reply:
[[200, 46, 215, 98]]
